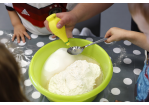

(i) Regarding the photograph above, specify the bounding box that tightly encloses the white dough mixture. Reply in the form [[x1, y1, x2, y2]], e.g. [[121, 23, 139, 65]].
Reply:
[[48, 60, 101, 96], [42, 48, 102, 96], [42, 48, 77, 82]]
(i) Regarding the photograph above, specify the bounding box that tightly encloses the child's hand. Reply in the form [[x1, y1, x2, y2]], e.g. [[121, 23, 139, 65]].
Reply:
[[105, 27, 129, 43], [12, 24, 31, 43]]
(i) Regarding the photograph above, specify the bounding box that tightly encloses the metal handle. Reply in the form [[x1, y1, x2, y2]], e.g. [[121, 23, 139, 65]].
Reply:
[[85, 38, 108, 48]]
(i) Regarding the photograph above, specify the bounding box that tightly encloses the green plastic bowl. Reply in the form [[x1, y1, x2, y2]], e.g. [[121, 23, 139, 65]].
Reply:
[[29, 38, 113, 102]]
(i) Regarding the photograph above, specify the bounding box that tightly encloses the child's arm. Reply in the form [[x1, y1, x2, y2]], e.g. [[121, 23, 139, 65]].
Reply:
[[7, 10, 31, 43], [105, 27, 149, 51]]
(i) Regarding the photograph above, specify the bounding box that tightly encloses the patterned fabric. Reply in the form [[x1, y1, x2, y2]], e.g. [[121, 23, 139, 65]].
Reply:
[[135, 51, 149, 102], [4, 3, 77, 35], [13, 3, 67, 28], [5, 3, 67, 27]]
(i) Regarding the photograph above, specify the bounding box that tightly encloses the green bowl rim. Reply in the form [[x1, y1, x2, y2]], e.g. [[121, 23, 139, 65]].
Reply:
[[29, 38, 113, 101]]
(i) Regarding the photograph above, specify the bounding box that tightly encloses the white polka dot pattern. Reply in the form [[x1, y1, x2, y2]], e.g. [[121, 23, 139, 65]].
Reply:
[[31, 91, 41, 99], [0, 38, 8, 43], [111, 88, 120, 95], [36, 42, 44, 47], [24, 79, 32, 86], [104, 42, 113, 44], [49, 35, 56, 40], [100, 98, 109, 102], [21, 68, 27, 74], [133, 50, 141, 55], [9, 48, 14, 52], [113, 67, 121, 73], [20, 60, 29, 67], [123, 78, 132, 85], [113, 48, 121, 53], [0, 31, 4, 35], [25, 49, 33, 55], [31, 34, 38, 39], [86, 38, 93, 42], [123, 58, 132, 64], [124, 40, 131, 46], [133, 68, 141, 75], [18, 41, 26, 46]]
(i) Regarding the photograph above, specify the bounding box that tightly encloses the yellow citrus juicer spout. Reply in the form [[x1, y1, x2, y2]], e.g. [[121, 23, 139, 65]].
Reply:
[[46, 13, 70, 46]]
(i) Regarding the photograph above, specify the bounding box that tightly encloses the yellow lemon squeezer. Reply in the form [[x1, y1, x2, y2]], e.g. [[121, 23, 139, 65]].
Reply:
[[46, 13, 70, 46]]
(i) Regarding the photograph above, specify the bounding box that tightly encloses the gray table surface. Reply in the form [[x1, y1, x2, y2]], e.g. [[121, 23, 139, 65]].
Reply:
[[0, 30, 145, 102]]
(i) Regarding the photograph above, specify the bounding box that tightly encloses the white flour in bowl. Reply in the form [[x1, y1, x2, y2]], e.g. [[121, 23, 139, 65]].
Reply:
[[48, 60, 101, 96]]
